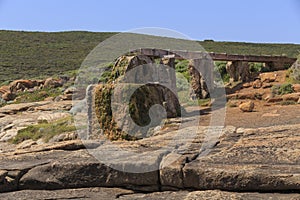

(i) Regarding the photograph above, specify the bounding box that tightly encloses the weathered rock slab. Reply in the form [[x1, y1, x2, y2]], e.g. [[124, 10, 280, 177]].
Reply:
[[182, 124, 300, 191], [0, 187, 133, 200], [0, 124, 299, 194], [119, 190, 300, 200]]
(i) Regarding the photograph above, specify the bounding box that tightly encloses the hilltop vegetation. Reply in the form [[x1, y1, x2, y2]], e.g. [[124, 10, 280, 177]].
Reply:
[[200, 40, 300, 57], [1, 30, 300, 83], [0, 30, 115, 82]]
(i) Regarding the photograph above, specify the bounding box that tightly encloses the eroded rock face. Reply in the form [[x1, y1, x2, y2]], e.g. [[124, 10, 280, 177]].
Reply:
[[93, 55, 181, 140], [188, 59, 211, 99], [288, 59, 300, 83], [226, 61, 250, 82]]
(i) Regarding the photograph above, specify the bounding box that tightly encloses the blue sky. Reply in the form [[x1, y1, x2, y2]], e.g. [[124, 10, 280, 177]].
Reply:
[[0, 0, 300, 43]]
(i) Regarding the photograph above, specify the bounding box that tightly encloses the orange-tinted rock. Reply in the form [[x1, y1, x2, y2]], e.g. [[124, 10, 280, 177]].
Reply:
[[252, 79, 263, 89], [259, 72, 277, 83], [282, 93, 300, 102], [44, 78, 63, 88], [267, 97, 283, 103], [9, 80, 39, 92], [239, 101, 254, 112], [2, 92, 16, 101], [292, 84, 300, 93]]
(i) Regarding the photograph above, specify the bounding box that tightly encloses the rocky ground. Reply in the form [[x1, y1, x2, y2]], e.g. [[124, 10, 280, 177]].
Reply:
[[0, 70, 300, 199], [0, 100, 299, 199]]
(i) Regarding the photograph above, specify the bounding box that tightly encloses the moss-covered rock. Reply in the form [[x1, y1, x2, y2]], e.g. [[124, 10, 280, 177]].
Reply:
[[93, 55, 181, 140]]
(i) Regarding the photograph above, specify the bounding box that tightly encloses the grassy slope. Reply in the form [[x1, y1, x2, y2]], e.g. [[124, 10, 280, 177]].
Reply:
[[0, 30, 115, 82], [1, 30, 300, 83], [199, 40, 300, 57]]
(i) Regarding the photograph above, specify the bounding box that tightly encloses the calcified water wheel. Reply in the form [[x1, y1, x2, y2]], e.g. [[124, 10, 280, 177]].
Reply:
[[73, 28, 226, 173]]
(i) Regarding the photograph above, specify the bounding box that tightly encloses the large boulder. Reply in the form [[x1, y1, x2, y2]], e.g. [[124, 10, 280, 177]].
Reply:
[[252, 79, 262, 89], [239, 101, 254, 112], [44, 78, 63, 88], [292, 84, 300, 93], [92, 55, 181, 140], [259, 72, 277, 83]]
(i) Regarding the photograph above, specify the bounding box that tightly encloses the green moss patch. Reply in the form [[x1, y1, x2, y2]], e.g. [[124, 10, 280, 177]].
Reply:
[[10, 117, 76, 144]]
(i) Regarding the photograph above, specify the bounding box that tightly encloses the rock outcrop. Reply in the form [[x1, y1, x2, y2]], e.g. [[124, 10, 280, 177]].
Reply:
[[259, 72, 278, 83], [0, 76, 72, 103], [9, 80, 42, 93], [226, 61, 250, 82], [43, 77, 64, 88], [188, 59, 211, 99], [252, 79, 263, 89], [92, 55, 181, 140]]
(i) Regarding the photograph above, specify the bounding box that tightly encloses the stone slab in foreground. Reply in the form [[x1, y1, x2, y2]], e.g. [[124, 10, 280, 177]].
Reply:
[[0, 188, 299, 200], [0, 124, 299, 194]]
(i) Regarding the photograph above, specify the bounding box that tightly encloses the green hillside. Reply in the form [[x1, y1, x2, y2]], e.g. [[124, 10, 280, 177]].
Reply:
[[0, 30, 115, 82], [199, 40, 300, 57], [1, 30, 300, 83]]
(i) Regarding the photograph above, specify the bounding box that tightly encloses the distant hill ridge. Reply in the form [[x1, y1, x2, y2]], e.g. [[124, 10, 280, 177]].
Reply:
[[1, 30, 300, 83]]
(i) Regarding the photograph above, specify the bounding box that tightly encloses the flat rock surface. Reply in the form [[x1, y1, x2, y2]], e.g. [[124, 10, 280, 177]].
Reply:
[[0, 187, 134, 200], [0, 100, 74, 143], [0, 189, 299, 200], [0, 124, 299, 197], [119, 190, 300, 200]]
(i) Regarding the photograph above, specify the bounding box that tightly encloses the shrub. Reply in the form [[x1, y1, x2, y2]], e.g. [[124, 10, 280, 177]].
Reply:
[[175, 60, 190, 81], [0, 80, 12, 87], [271, 83, 294, 95], [249, 62, 262, 72], [214, 61, 229, 83], [176, 72, 189, 91], [14, 88, 62, 103], [249, 62, 271, 73]]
